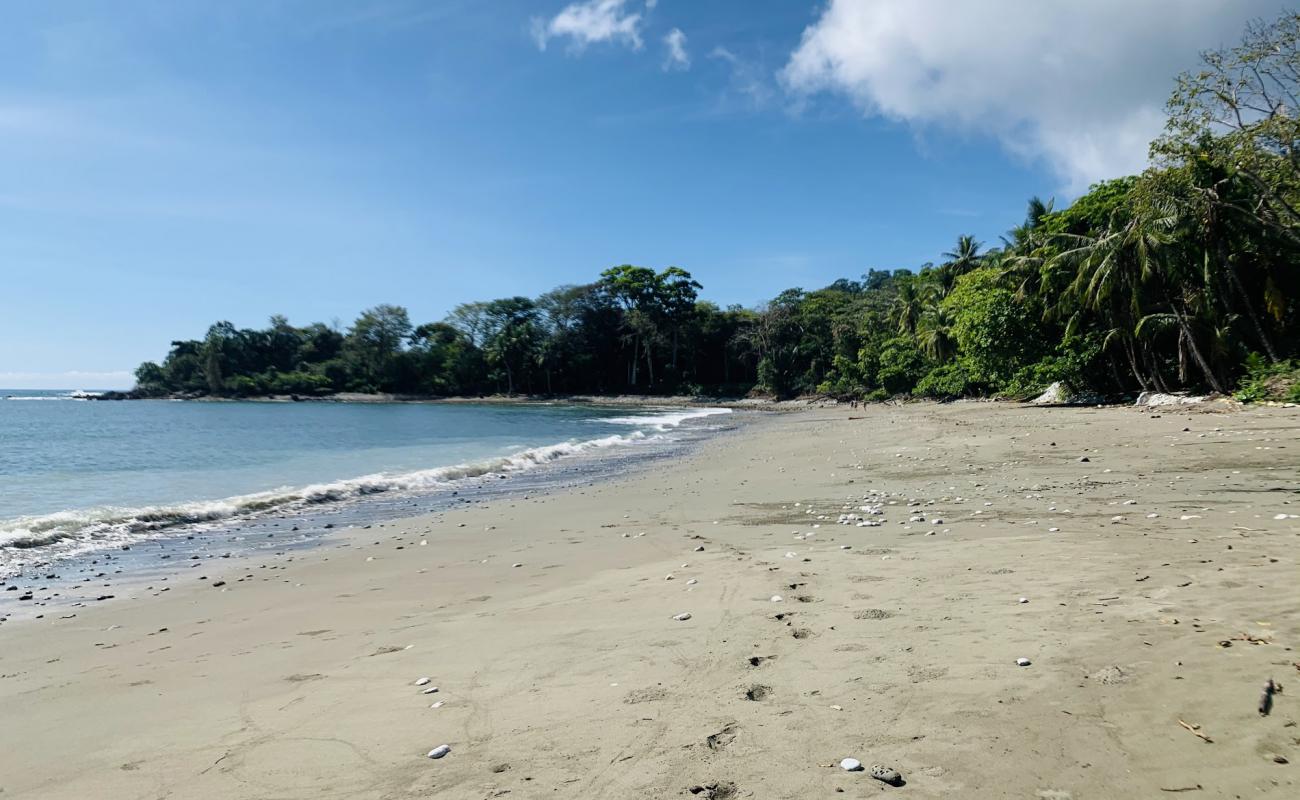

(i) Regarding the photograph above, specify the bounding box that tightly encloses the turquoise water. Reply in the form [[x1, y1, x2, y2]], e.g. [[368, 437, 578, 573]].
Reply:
[[0, 390, 731, 575]]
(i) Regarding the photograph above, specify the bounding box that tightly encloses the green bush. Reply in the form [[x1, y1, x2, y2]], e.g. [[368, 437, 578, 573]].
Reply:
[[914, 362, 975, 399], [874, 336, 927, 395], [1234, 354, 1300, 402]]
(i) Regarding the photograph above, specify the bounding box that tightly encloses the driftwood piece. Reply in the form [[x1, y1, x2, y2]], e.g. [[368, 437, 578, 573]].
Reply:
[[1178, 719, 1213, 743]]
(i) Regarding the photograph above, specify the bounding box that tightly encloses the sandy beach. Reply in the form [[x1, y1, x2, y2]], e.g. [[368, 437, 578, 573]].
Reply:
[[1, 402, 1297, 799]]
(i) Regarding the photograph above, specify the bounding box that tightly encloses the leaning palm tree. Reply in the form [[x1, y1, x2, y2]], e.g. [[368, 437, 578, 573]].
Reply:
[[943, 234, 984, 275], [1051, 197, 1227, 393]]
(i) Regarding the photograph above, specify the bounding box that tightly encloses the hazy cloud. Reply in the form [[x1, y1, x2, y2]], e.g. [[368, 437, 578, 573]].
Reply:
[[781, 0, 1288, 191], [662, 27, 689, 71], [710, 46, 774, 108], [0, 371, 133, 390]]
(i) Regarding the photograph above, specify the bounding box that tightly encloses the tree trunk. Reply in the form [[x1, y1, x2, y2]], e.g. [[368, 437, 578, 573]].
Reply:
[[629, 334, 639, 386], [1121, 338, 1149, 390], [1172, 308, 1226, 393], [1217, 240, 1280, 362], [1145, 346, 1171, 394]]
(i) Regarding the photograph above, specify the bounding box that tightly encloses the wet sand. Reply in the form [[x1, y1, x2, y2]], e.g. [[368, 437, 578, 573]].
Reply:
[[1, 402, 1296, 799]]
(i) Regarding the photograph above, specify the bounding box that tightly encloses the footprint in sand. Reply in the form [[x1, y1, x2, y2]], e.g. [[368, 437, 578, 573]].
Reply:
[[743, 684, 771, 701]]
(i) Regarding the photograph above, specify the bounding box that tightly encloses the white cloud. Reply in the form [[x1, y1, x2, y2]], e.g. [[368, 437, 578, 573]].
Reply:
[[781, 0, 1288, 192], [662, 27, 689, 71], [533, 0, 646, 52]]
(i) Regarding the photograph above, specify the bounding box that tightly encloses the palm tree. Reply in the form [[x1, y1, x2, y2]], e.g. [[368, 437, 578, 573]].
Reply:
[[943, 234, 984, 275], [916, 305, 957, 362], [888, 281, 925, 334], [1052, 201, 1227, 393]]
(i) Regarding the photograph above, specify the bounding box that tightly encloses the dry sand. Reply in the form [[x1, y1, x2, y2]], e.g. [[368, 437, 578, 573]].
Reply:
[[1, 402, 1297, 799]]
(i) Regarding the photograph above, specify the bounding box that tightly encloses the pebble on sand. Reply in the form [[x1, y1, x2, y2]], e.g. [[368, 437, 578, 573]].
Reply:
[[672, 612, 692, 621], [1016, 657, 1032, 667], [840, 757, 863, 771], [427, 744, 451, 759], [415, 677, 431, 686]]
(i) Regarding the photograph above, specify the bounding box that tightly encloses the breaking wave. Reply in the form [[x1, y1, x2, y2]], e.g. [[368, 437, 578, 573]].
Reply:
[[599, 407, 732, 431], [0, 430, 654, 558]]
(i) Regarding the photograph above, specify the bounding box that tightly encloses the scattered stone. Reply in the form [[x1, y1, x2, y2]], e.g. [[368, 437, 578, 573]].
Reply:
[[427, 744, 451, 759], [672, 612, 692, 621], [1016, 657, 1032, 667], [840, 757, 863, 772], [869, 764, 903, 786]]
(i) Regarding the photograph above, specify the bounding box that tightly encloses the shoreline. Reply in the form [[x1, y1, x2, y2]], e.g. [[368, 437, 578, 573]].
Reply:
[[1, 403, 1296, 798], [0, 407, 750, 608], [88, 390, 824, 409]]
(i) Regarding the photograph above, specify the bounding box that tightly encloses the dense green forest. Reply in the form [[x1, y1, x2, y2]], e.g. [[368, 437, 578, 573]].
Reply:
[[134, 13, 1300, 403]]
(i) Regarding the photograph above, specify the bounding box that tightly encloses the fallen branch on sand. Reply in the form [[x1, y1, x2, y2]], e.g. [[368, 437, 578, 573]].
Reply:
[[1178, 719, 1213, 743]]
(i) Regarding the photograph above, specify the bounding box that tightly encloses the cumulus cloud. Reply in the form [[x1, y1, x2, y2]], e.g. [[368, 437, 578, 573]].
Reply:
[[533, 0, 646, 52], [781, 0, 1287, 192], [662, 27, 689, 71]]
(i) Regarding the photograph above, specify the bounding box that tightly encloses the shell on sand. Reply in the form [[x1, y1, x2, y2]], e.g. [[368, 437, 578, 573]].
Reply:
[[427, 744, 451, 759], [672, 612, 692, 621]]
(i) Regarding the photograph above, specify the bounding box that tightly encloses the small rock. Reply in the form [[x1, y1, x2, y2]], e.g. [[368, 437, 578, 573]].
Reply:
[[672, 612, 692, 621], [1016, 657, 1032, 667], [427, 744, 451, 759], [840, 758, 863, 772], [415, 677, 431, 686], [869, 765, 902, 786]]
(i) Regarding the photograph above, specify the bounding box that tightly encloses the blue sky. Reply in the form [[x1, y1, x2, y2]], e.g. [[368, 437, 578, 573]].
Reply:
[[0, 0, 1287, 388]]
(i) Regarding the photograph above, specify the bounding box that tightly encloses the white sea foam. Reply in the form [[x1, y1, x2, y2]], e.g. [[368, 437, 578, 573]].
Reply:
[[0, 429, 660, 566], [600, 407, 732, 431]]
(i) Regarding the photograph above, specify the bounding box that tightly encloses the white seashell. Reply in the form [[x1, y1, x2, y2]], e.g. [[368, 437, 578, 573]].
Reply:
[[430, 701, 444, 708], [423, 687, 439, 694], [665, 574, 675, 580], [686, 578, 698, 585], [1016, 657, 1032, 666], [1018, 597, 1028, 604], [770, 595, 783, 602], [672, 612, 692, 621], [427, 744, 451, 759], [840, 758, 863, 771], [415, 677, 431, 686]]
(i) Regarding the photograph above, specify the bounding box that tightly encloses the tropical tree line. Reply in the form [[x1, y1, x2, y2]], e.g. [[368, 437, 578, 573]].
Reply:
[[134, 12, 1300, 403]]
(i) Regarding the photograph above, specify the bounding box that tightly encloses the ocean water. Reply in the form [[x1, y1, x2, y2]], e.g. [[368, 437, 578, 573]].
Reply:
[[0, 390, 734, 579]]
